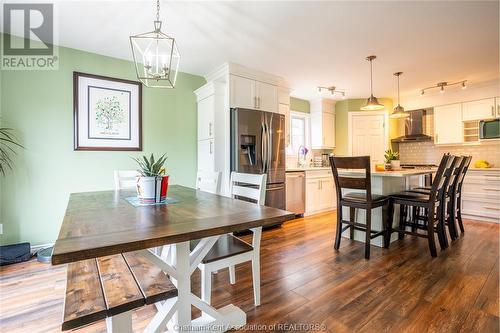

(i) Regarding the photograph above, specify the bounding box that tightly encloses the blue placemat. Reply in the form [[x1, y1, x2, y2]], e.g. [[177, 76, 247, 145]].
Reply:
[[125, 196, 179, 207]]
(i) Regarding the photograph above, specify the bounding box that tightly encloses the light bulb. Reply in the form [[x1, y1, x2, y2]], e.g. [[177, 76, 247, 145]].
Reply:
[[462, 81, 467, 90], [420, 90, 424, 96], [342, 92, 346, 99], [440, 86, 445, 93], [318, 87, 322, 94]]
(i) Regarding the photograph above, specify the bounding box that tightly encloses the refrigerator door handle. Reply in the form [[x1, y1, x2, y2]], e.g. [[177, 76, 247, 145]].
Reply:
[[267, 117, 272, 173], [261, 121, 267, 174]]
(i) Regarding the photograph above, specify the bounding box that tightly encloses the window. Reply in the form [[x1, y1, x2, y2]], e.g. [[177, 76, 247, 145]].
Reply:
[[288, 111, 310, 155]]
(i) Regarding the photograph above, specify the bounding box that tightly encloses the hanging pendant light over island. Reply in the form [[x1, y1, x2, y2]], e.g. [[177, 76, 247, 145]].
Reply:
[[390, 71, 409, 118], [361, 55, 385, 111]]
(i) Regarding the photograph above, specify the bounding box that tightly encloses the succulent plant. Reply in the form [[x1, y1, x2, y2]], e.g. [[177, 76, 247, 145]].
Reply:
[[133, 153, 167, 177], [384, 149, 400, 163]]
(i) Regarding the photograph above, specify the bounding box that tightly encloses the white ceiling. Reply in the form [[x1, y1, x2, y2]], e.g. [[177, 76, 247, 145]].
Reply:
[[4, 1, 499, 101]]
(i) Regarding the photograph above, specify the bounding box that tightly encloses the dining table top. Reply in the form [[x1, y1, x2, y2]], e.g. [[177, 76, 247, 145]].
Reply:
[[52, 185, 295, 265]]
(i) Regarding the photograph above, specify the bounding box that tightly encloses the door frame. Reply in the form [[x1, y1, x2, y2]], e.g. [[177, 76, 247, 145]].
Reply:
[[347, 110, 389, 156]]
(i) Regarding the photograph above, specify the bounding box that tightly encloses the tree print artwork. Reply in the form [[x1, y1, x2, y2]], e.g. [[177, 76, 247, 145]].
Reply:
[[95, 96, 125, 133]]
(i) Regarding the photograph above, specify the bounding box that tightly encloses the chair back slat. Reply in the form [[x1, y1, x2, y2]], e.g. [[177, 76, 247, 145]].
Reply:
[[230, 172, 267, 205], [429, 154, 453, 202], [456, 155, 472, 194], [329, 156, 371, 203], [447, 156, 466, 195], [196, 170, 221, 194], [114, 170, 140, 190]]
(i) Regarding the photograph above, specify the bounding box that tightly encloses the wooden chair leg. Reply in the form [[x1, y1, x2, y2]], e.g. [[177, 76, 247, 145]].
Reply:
[[251, 254, 261, 306], [398, 204, 406, 240], [365, 209, 371, 259], [437, 205, 448, 250], [457, 199, 465, 233], [427, 215, 438, 257], [334, 206, 343, 250], [386, 200, 395, 248], [411, 207, 417, 233], [349, 207, 355, 240], [447, 199, 458, 241], [382, 203, 390, 248], [229, 265, 236, 284], [200, 265, 212, 304]]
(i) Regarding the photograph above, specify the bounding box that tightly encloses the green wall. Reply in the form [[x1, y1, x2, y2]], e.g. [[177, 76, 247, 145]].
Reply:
[[0, 35, 206, 246], [334, 98, 395, 156], [290, 97, 310, 113]]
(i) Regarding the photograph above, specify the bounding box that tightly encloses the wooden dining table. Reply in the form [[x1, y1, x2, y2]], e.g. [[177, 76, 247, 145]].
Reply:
[[52, 185, 295, 332]]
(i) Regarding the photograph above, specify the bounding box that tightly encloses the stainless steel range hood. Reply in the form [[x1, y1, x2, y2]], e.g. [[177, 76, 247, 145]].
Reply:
[[391, 109, 433, 143]]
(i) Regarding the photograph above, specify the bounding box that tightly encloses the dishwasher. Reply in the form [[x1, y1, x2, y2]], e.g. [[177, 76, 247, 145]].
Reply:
[[286, 171, 305, 215]]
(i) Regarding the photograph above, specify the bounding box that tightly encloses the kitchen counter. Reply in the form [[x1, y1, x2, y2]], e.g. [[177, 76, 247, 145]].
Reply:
[[286, 166, 331, 172]]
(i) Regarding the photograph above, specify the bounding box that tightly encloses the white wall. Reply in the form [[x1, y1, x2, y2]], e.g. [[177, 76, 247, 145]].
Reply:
[[400, 80, 500, 110]]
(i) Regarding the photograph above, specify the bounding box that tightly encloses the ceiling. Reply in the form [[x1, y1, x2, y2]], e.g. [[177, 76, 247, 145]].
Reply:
[[4, 1, 499, 100]]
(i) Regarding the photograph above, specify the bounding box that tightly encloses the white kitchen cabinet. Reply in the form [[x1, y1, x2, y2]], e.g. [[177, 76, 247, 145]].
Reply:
[[256, 81, 278, 113], [230, 75, 255, 110], [462, 169, 500, 223], [197, 139, 214, 172], [278, 87, 290, 105], [434, 103, 463, 145], [462, 98, 496, 121], [304, 169, 336, 215], [230, 75, 278, 113], [197, 95, 215, 141], [310, 99, 335, 149]]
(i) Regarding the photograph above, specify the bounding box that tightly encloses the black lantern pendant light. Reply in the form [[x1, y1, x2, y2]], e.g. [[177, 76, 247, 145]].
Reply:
[[390, 72, 409, 118], [361, 55, 385, 111]]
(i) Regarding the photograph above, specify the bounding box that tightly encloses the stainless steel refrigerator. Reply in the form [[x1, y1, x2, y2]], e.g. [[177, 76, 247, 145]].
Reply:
[[230, 108, 286, 210]]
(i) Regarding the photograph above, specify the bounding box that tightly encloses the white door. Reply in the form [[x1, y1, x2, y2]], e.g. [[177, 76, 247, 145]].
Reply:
[[462, 98, 496, 121], [256, 81, 278, 113], [305, 178, 320, 213], [197, 140, 214, 172], [230, 75, 255, 109], [197, 95, 214, 141], [350, 113, 387, 165], [434, 103, 463, 145]]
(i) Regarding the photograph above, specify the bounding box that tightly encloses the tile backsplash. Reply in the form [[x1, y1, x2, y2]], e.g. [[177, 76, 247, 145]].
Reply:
[[399, 141, 500, 167]]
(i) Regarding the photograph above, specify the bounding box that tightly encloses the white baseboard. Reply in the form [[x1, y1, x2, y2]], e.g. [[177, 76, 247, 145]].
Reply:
[[30, 243, 54, 255]]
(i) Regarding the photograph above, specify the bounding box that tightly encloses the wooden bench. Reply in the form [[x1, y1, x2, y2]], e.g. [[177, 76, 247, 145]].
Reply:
[[62, 251, 177, 331]]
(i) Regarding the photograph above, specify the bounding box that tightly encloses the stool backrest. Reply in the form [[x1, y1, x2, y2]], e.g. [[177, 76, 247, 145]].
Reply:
[[329, 156, 371, 204], [445, 156, 464, 197], [114, 170, 140, 190], [455, 155, 472, 196], [429, 154, 453, 203], [229, 172, 267, 205], [196, 170, 221, 194]]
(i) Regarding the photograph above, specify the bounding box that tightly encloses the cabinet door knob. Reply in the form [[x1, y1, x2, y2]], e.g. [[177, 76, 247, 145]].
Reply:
[[209, 123, 212, 136], [209, 141, 213, 154]]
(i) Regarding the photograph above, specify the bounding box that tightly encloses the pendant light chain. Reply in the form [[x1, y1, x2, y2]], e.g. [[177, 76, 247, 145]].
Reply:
[[370, 59, 373, 95], [397, 74, 400, 105], [156, 0, 160, 22]]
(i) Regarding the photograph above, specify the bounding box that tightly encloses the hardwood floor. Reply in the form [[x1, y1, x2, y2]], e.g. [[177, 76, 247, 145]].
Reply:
[[1, 211, 498, 332]]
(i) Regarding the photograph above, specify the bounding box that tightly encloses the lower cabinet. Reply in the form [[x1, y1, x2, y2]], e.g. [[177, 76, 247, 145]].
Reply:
[[305, 169, 336, 216], [461, 169, 500, 222]]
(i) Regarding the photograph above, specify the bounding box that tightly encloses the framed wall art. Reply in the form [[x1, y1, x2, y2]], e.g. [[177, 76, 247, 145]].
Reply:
[[73, 72, 142, 151]]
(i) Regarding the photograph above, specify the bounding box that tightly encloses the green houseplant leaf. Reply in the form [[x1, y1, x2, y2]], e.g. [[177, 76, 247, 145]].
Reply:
[[0, 127, 24, 176], [133, 153, 168, 177]]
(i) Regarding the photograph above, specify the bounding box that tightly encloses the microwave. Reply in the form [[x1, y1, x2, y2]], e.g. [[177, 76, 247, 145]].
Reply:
[[479, 119, 500, 140]]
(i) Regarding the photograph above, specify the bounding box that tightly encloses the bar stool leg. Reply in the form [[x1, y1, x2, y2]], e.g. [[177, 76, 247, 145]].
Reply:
[[334, 206, 343, 250], [398, 204, 406, 240], [386, 200, 395, 248], [382, 203, 390, 248], [365, 209, 371, 259], [427, 214, 438, 257], [349, 207, 355, 240], [457, 198, 465, 234], [437, 205, 448, 250]]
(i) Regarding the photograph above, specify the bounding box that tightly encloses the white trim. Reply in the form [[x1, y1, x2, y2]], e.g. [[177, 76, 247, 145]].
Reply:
[[347, 110, 389, 157], [30, 243, 54, 255]]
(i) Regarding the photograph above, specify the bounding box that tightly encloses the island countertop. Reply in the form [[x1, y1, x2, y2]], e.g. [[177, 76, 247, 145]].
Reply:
[[338, 168, 436, 178]]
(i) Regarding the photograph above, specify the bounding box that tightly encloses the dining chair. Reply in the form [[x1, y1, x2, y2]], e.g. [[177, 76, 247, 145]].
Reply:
[[191, 172, 266, 306], [196, 170, 221, 194], [387, 154, 453, 257], [329, 156, 390, 259], [453, 156, 472, 235], [113, 170, 140, 190]]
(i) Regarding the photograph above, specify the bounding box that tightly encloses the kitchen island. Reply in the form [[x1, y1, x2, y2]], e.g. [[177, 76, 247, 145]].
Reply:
[[338, 168, 435, 247]]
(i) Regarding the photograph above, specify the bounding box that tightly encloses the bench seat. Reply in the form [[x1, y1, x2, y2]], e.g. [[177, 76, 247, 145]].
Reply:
[[62, 252, 177, 331]]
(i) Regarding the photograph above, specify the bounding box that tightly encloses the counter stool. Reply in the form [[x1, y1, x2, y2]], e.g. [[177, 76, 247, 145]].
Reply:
[[329, 156, 390, 259], [388, 154, 453, 257]]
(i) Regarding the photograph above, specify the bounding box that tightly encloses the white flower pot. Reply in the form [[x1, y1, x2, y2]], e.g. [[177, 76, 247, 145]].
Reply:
[[136, 176, 160, 203], [390, 160, 401, 170]]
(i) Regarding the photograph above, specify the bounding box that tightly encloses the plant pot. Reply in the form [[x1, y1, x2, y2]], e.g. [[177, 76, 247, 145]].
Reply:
[[384, 163, 392, 171], [390, 160, 401, 170], [136, 176, 169, 203]]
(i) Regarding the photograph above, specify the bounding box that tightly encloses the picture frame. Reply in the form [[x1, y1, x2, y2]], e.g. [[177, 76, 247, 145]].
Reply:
[[73, 71, 142, 151]]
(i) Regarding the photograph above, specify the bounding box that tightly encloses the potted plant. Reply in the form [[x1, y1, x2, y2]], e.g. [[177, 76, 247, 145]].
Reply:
[[0, 127, 23, 175], [384, 149, 400, 170], [133, 153, 168, 203]]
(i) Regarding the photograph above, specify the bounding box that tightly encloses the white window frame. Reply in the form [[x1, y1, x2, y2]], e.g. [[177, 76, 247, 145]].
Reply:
[[287, 111, 311, 156]]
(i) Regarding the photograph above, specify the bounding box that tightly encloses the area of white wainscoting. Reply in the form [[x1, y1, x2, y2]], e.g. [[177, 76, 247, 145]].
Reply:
[[399, 141, 500, 167]]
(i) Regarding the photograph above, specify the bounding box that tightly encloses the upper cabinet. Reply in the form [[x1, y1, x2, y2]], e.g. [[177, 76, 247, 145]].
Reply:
[[230, 75, 278, 113], [310, 99, 335, 149], [462, 98, 496, 121], [434, 103, 463, 145]]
